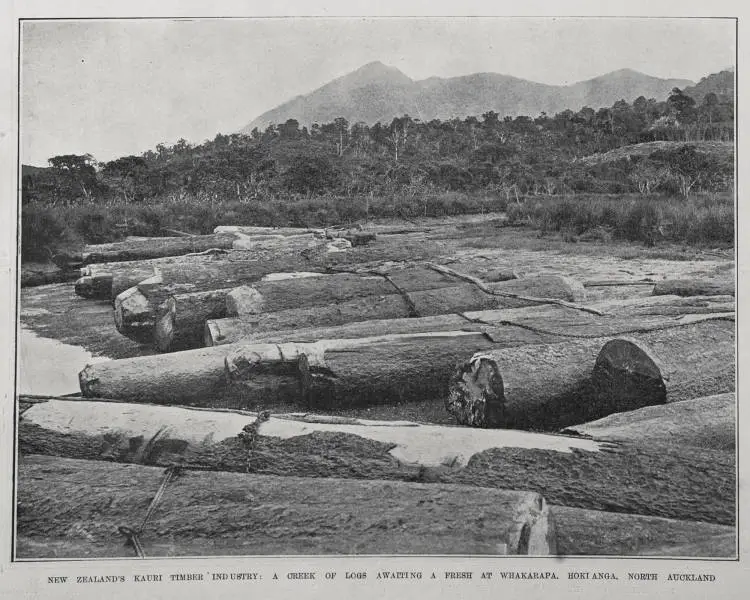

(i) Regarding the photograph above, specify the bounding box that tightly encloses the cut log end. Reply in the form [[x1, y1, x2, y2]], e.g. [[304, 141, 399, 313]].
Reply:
[[114, 287, 155, 342], [591, 338, 668, 413], [226, 286, 265, 317], [74, 274, 114, 299], [445, 355, 505, 428]]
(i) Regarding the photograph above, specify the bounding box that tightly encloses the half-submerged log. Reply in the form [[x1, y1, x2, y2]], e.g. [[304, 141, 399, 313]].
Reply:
[[652, 278, 735, 297], [17, 455, 556, 557], [216, 275, 585, 341], [156, 266, 467, 351], [447, 319, 734, 430], [566, 393, 735, 452], [206, 294, 735, 347], [214, 225, 326, 237], [54, 233, 238, 268]]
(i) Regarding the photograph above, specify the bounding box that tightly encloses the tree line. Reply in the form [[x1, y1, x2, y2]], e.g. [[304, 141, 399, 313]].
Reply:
[[22, 84, 734, 207]]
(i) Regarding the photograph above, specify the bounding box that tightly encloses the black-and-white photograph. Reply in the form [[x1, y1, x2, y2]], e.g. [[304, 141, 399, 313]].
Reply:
[[13, 15, 736, 562]]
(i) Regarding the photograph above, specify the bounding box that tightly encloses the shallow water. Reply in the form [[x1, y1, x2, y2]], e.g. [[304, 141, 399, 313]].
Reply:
[[16, 326, 109, 396]]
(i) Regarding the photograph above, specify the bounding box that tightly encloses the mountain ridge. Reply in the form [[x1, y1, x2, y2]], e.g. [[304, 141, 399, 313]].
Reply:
[[241, 63, 693, 132]]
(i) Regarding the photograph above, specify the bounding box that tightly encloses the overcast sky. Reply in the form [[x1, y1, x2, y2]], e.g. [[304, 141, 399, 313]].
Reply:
[[21, 17, 735, 166]]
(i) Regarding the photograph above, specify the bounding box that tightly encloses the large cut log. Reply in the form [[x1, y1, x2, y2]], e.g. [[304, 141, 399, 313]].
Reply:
[[214, 225, 326, 237], [17, 399, 735, 528], [652, 277, 735, 297], [54, 233, 238, 268], [214, 276, 585, 342], [19, 397, 604, 470], [113, 240, 439, 341], [81, 328, 561, 408], [566, 393, 735, 452], [17, 455, 555, 557], [447, 319, 734, 430], [289, 329, 564, 410], [551, 506, 735, 557], [78, 344, 301, 408], [206, 294, 735, 347], [156, 266, 469, 351]]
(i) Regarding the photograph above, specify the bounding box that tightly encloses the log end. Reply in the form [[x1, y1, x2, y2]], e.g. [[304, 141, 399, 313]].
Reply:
[[591, 338, 668, 414], [114, 286, 154, 342], [74, 274, 113, 299], [226, 286, 265, 317], [78, 364, 98, 397], [446, 354, 506, 428], [204, 320, 223, 346]]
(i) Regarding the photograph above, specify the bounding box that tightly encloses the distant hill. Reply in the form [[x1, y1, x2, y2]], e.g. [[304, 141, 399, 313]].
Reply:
[[578, 141, 734, 167], [241, 62, 693, 132], [683, 70, 734, 104]]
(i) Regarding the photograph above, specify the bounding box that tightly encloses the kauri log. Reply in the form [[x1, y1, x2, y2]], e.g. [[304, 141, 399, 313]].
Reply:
[[652, 278, 735, 297], [566, 393, 735, 452], [17, 455, 556, 557], [206, 295, 734, 347], [54, 233, 238, 268], [156, 266, 466, 351], [447, 319, 735, 430]]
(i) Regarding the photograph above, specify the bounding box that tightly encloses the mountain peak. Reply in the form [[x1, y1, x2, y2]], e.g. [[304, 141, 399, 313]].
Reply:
[[342, 61, 412, 86]]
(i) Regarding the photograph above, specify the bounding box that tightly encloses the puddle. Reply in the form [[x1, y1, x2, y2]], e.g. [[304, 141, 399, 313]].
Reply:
[[16, 327, 110, 396]]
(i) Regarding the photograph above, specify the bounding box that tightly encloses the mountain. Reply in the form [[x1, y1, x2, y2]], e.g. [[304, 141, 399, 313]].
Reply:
[[683, 69, 734, 104], [241, 62, 693, 132]]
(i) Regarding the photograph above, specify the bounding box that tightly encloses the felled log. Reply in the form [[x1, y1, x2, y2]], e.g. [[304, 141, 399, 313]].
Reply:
[[593, 319, 735, 406], [652, 278, 735, 297], [114, 241, 437, 341], [78, 344, 301, 408], [290, 329, 563, 410], [552, 505, 735, 557], [18, 398, 734, 527], [156, 266, 466, 351], [19, 397, 603, 470], [53, 233, 238, 268], [447, 319, 734, 430], [216, 276, 585, 341], [205, 294, 734, 347], [566, 393, 735, 452], [214, 225, 326, 237], [17, 455, 555, 557]]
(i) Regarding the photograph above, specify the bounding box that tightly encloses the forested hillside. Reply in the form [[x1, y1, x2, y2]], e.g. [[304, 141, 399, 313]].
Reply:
[[21, 79, 734, 260]]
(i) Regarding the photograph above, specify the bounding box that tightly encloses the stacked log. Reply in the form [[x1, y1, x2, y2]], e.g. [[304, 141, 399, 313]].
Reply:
[[211, 275, 585, 343], [206, 294, 734, 347], [446, 319, 734, 430], [652, 277, 735, 297], [113, 241, 447, 341], [16, 455, 555, 557], [155, 266, 472, 351], [566, 393, 735, 452], [54, 232, 238, 269]]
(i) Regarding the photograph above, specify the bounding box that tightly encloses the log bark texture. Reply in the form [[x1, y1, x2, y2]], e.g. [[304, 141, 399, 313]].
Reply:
[[566, 393, 735, 451], [17, 455, 555, 557], [206, 294, 735, 347], [214, 275, 584, 340], [652, 278, 735, 297], [447, 319, 734, 430], [290, 328, 563, 409], [156, 266, 467, 351], [54, 233, 238, 268], [78, 344, 302, 408], [17, 399, 735, 526], [113, 240, 439, 340]]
